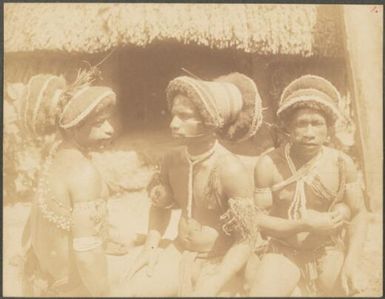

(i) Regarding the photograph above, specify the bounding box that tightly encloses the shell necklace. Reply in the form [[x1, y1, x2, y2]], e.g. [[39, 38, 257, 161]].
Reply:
[[36, 140, 72, 231]]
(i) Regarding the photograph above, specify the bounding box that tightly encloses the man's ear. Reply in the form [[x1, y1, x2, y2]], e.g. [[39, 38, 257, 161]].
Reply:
[[198, 121, 215, 134], [279, 118, 291, 135]]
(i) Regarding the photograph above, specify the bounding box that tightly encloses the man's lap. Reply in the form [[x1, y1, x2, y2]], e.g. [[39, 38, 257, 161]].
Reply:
[[109, 239, 243, 297], [248, 240, 345, 296]]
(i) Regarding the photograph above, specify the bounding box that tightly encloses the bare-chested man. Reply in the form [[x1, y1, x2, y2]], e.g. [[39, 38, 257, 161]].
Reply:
[[21, 74, 117, 296], [248, 75, 369, 296], [113, 73, 264, 297]]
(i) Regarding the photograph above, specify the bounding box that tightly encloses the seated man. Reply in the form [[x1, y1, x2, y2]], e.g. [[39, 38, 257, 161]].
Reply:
[[113, 73, 264, 296], [21, 73, 118, 296], [248, 75, 369, 296]]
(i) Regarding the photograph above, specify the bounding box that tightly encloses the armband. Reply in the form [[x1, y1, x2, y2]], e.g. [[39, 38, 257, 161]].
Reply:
[[149, 184, 175, 209], [254, 187, 273, 209], [220, 197, 259, 243], [254, 187, 272, 194], [73, 236, 102, 252]]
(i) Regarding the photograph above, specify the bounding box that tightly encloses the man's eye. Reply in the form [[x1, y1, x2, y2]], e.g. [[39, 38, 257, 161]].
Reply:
[[94, 120, 104, 126], [296, 121, 307, 128], [178, 113, 191, 120]]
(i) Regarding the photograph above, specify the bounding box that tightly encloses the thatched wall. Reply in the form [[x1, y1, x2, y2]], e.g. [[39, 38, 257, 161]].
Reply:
[[4, 3, 343, 57]]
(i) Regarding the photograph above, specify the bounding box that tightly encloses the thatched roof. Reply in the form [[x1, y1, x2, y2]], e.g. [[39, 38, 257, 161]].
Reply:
[[4, 3, 343, 57]]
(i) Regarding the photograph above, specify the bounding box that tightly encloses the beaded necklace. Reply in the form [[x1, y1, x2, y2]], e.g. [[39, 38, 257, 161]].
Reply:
[[36, 140, 72, 231], [184, 141, 218, 218]]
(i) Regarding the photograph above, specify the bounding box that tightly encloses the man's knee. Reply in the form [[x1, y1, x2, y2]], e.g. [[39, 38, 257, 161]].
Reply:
[[248, 254, 301, 296], [316, 249, 345, 293], [243, 252, 260, 292]]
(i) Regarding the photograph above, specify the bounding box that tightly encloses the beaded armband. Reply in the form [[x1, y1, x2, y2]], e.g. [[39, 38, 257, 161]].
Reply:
[[220, 197, 259, 243], [72, 199, 107, 236], [150, 191, 175, 209], [147, 172, 175, 209], [254, 187, 272, 194], [254, 187, 273, 211]]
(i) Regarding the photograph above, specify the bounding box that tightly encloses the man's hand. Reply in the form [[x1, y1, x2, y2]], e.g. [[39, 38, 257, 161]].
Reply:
[[340, 257, 365, 295], [302, 209, 344, 233], [121, 247, 159, 282]]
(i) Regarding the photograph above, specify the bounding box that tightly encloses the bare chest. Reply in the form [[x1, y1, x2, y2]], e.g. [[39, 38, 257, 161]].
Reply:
[[168, 158, 224, 213], [273, 156, 341, 211]]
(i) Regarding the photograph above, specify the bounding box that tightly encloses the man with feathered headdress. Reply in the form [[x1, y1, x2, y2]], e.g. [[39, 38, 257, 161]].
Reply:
[[20, 70, 119, 296], [114, 72, 264, 296], [248, 75, 369, 296]]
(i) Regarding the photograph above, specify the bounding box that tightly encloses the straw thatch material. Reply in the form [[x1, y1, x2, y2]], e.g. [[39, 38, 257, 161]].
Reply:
[[4, 4, 342, 57]]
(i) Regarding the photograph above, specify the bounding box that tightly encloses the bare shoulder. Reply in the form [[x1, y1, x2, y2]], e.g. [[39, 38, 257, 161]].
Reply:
[[217, 147, 253, 196], [56, 149, 103, 202], [217, 148, 247, 178], [254, 149, 278, 188], [324, 146, 358, 182]]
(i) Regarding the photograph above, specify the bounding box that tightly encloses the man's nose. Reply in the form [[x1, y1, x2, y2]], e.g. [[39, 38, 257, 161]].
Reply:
[[303, 125, 316, 138], [169, 116, 180, 130], [103, 120, 114, 136]]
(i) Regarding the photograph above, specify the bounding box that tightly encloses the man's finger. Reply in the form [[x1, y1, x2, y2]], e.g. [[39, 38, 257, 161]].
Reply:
[[332, 214, 344, 223], [123, 260, 146, 282], [146, 251, 159, 277], [333, 219, 344, 228]]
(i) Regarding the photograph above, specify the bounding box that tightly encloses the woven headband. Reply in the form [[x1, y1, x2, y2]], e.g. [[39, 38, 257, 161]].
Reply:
[[59, 87, 115, 129]]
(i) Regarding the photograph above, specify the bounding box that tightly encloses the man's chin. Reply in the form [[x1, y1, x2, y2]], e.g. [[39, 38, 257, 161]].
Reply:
[[91, 139, 113, 150], [294, 143, 322, 154], [171, 134, 188, 145], [301, 144, 319, 149]]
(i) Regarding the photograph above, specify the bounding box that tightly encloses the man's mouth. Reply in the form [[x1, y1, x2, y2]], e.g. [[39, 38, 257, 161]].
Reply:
[[298, 143, 321, 151], [171, 132, 185, 138], [299, 142, 318, 147]]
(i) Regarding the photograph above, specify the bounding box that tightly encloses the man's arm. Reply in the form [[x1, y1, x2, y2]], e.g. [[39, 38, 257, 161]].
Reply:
[[69, 161, 109, 297], [254, 155, 311, 236], [343, 155, 369, 259], [144, 153, 175, 249], [254, 155, 344, 237], [193, 157, 254, 296], [340, 154, 369, 294], [123, 154, 175, 281], [144, 206, 171, 250]]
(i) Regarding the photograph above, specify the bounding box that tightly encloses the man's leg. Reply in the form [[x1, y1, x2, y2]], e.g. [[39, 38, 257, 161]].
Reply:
[[248, 253, 301, 296], [111, 242, 182, 297], [244, 252, 261, 293], [191, 257, 244, 296], [316, 247, 345, 296]]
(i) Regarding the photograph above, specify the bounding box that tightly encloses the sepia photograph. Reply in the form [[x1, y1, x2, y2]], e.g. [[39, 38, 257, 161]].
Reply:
[[3, 3, 383, 297]]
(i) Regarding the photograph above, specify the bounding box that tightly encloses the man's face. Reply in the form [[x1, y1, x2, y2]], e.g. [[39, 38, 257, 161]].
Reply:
[[288, 108, 329, 151], [73, 105, 116, 149], [169, 94, 211, 140]]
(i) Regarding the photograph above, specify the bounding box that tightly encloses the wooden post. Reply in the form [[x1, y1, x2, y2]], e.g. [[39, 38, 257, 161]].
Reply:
[[341, 5, 383, 211]]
